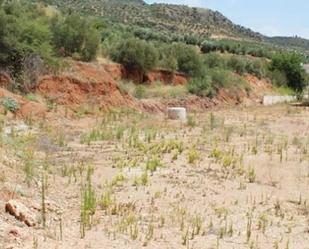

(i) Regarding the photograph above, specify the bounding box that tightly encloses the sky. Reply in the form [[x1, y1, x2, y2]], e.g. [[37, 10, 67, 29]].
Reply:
[[145, 0, 309, 39]]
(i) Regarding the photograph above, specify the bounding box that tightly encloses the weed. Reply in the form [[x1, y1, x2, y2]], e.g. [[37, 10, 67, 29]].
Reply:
[[25, 94, 38, 102], [146, 157, 162, 173], [130, 223, 139, 240], [80, 166, 96, 238], [224, 127, 234, 142], [22, 149, 35, 186], [247, 166, 256, 183], [228, 221, 234, 237], [181, 228, 189, 246], [1, 97, 19, 113], [133, 172, 148, 186], [210, 112, 215, 130], [145, 223, 154, 241], [110, 174, 126, 187], [215, 207, 228, 219], [41, 171, 47, 229], [100, 190, 114, 211], [209, 148, 222, 161], [258, 213, 268, 233], [191, 214, 203, 235], [55, 132, 67, 147], [246, 211, 253, 242], [187, 115, 196, 127], [188, 148, 200, 165]]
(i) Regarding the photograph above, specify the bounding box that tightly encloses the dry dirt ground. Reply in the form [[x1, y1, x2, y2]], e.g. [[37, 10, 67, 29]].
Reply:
[[0, 104, 309, 249]]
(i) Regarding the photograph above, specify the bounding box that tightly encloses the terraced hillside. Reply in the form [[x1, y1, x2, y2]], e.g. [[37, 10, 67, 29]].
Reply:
[[43, 0, 262, 41], [266, 36, 309, 51]]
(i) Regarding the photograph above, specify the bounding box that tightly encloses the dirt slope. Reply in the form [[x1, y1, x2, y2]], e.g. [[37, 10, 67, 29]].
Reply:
[[0, 61, 274, 122], [36, 61, 273, 114], [37, 62, 137, 110], [0, 88, 46, 119]]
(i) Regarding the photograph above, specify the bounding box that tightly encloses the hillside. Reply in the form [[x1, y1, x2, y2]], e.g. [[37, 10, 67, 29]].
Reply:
[[43, 0, 263, 41], [266, 36, 309, 51], [42, 0, 309, 53]]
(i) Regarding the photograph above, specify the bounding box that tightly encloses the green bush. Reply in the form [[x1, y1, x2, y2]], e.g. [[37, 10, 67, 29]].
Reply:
[[270, 69, 288, 87], [203, 53, 226, 69], [245, 60, 265, 79], [201, 40, 217, 53], [51, 14, 100, 61], [187, 75, 215, 97], [270, 52, 308, 92], [210, 69, 230, 88], [0, 1, 55, 75], [173, 44, 203, 77], [111, 38, 158, 73], [1, 97, 19, 113], [157, 44, 178, 71], [134, 85, 146, 99], [228, 56, 246, 75]]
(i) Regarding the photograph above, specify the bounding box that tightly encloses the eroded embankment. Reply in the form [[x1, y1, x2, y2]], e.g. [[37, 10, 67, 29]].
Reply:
[[0, 61, 274, 120]]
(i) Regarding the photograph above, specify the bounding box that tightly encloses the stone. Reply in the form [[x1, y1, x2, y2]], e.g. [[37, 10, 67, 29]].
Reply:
[[167, 107, 187, 122], [5, 200, 36, 227]]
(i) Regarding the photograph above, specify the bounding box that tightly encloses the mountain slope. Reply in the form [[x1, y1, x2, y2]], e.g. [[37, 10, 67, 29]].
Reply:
[[43, 0, 262, 41], [266, 36, 309, 52]]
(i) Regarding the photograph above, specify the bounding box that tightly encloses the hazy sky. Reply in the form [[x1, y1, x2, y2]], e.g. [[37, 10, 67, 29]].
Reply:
[[145, 0, 309, 38]]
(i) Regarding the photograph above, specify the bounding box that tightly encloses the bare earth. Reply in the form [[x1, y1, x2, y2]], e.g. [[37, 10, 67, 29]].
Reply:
[[1, 104, 309, 249]]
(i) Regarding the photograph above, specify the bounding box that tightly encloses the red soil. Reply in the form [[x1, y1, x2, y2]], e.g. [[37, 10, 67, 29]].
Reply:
[[0, 87, 46, 119], [103, 63, 124, 81], [145, 69, 188, 85], [103, 63, 189, 85], [216, 74, 273, 106], [0, 72, 11, 88], [36, 62, 137, 110], [0, 61, 274, 121]]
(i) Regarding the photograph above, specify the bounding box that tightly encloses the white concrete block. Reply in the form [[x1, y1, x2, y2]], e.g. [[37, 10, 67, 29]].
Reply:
[[263, 95, 297, 106], [167, 107, 187, 122]]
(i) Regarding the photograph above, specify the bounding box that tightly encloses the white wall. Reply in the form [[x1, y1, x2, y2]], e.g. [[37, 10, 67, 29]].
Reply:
[[263, 95, 297, 106]]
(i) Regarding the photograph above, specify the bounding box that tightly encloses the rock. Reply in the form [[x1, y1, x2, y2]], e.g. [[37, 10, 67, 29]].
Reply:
[[5, 200, 36, 227], [167, 107, 187, 122], [8, 228, 19, 237]]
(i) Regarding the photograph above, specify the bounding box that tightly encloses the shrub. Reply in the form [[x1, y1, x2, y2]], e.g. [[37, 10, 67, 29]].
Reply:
[[203, 53, 226, 69], [270, 69, 288, 87], [111, 38, 158, 73], [201, 40, 217, 53], [187, 75, 215, 98], [210, 69, 230, 88], [270, 52, 308, 92], [245, 60, 265, 79], [228, 56, 247, 75], [134, 85, 146, 99], [184, 34, 200, 46], [0, 1, 55, 78], [1, 97, 19, 113], [173, 44, 203, 77], [51, 14, 100, 61], [158, 45, 178, 71]]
